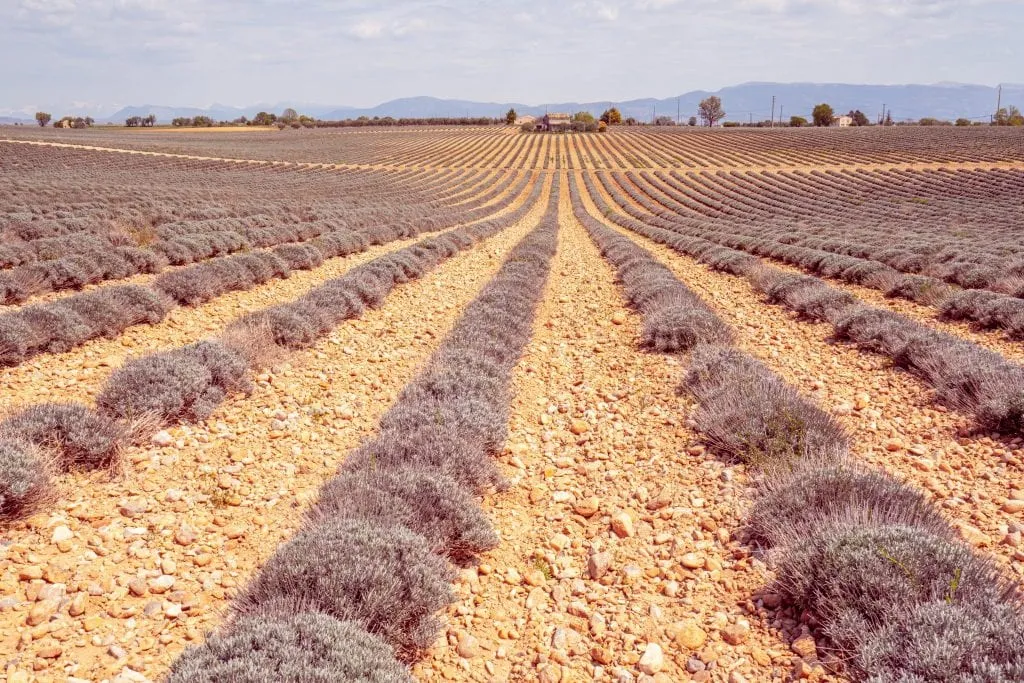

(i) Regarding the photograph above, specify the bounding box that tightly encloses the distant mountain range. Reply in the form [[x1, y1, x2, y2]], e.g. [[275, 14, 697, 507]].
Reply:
[[2, 83, 1020, 125]]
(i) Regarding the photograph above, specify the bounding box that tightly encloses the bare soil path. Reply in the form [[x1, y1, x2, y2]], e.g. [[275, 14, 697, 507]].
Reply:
[[412, 177, 815, 682]]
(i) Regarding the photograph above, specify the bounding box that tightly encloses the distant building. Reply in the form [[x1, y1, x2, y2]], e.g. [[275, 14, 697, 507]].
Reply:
[[515, 115, 536, 126], [834, 115, 854, 128], [537, 113, 572, 132]]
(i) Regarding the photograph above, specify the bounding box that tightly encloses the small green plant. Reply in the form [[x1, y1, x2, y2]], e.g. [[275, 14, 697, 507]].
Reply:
[[877, 545, 915, 583], [945, 567, 962, 604], [533, 557, 554, 581]]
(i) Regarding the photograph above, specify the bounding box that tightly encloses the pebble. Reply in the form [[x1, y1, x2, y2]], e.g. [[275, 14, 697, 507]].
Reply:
[[611, 511, 635, 538], [573, 496, 600, 518], [722, 623, 750, 645], [26, 600, 58, 626], [1003, 499, 1024, 514], [456, 632, 480, 658], [151, 430, 174, 447], [791, 633, 818, 660], [569, 419, 590, 435], [680, 552, 704, 569], [638, 642, 664, 674], [51, 525, 73, 544], [673, 622, 708, 650], [588, 551, 612, 580]]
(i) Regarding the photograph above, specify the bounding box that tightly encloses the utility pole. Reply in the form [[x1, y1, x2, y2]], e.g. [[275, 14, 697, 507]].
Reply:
[[677, 97, 680, 125], [996, 84, 1003, 121], [770, 95, 776, 128], [779, 106, 784, 126], [749, 113, 753, 125], [881, 103, 887, 126]]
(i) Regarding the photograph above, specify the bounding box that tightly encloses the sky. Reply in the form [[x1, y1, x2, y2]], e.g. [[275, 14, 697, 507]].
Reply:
[[1, 0, 1022, 115]]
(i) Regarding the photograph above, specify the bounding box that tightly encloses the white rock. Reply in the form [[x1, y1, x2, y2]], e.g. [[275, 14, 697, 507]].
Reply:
[[151, 431, 174, 447], [638, 642, 664, 674], [51, 525, 73, 544]]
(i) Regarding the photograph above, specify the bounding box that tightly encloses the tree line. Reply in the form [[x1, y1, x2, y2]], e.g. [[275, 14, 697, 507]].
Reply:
[[29, 101, 1023, 131]]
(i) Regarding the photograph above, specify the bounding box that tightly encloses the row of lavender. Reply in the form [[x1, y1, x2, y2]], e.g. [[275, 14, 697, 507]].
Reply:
[[0, 172, 533, 367], [166, 182, 560, 680], [613, 171, 1024, 336], [0, 177, 545, 522], [570, 178, 1024, 680], [0, 162, 521, 304], [585, 172, 1024, 436]]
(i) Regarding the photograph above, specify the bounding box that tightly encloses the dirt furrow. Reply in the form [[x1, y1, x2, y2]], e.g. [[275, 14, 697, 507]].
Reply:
[[412, 176, 796, 682], [761, 259, 1024, 364], [605, 221, 1024, 574], [0, 180, 552, 683]]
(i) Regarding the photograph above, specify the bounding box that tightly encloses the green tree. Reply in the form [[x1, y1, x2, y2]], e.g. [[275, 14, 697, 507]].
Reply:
[[171, 117, 190, 127], [812, 103, 835, 127], [192, 116, 214, 127], [995, 106, 1024, 126], [848, 110, 870, 127], [572, 111, 595, 124], [143, 114, 156, 127], [790, 115, 808, 127], [600, 107, 622, 125], [35, 112, 51, 127], [252, 111, 276, 126], [955, 118, 972, 127], [505, 108, 517, 125], [280, 108, 299, 124], [687, 116, 697, 127], [698, 96, 725, 127], [125, 116, 142, 127]]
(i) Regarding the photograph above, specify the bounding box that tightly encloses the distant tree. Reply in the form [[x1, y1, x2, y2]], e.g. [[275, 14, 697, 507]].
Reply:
[[789, 115, 808, 127], [848, 110, 870, 127], [252, 111, 276, 126], [598, 121, 608, 132], [687, 116, 697, 127], [35, 112, 51, 127], [698, 96, 725, 127], [171, 117, 190, 127], [84, 116, 94, 127], [125, 116, 142, 127], [654, 115, 675, 126], [505, 108, 517, 125], [812, 103, 835, 127], [994, 106, 1024, 126], [600, 107, 622, 125], [298, 115, 316, 128], [143, 114, 157, 127], [70, 117, 87, 129], [572, 111, 595, 124], [623, 116, 638, 126], [192, 116, 214, 127], [280, 108, 299, 124], [918, 117, 951, 126], [884, 111, 894, 126], [955, 118, 972, 127]]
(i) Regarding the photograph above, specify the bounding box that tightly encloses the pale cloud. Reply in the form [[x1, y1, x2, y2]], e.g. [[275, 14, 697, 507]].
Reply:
[[0, 0, 1020, 112]]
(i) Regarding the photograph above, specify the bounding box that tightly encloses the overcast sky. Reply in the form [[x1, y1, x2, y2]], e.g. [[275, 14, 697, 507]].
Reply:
[[1, 0, 1021, 114]]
